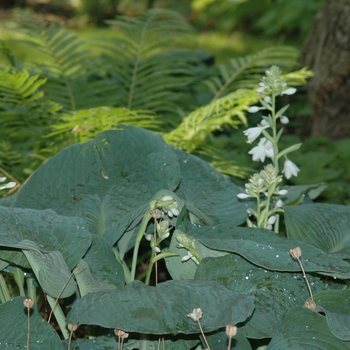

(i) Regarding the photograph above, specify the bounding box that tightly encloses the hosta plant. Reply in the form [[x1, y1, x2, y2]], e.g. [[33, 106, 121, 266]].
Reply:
[[0, 68, 350, 350]]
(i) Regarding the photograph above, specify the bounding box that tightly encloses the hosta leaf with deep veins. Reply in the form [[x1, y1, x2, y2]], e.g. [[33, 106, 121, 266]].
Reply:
[[184, 223, 350, 279], [315, 289, 350, 341], [0, 207, 91, 270], [67, 280, 254, 335], [0, 296, 64, 350], [285, 203, 350, 258], [13, 126, 181, 246], [0, 206, 91, 298], [173, 148, 248, 226], [267, 306, 350, 349], [195, 254, 335, 339]]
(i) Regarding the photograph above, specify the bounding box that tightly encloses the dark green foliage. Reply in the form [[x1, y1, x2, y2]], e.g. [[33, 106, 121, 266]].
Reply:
[[1, 126, 349, 349]]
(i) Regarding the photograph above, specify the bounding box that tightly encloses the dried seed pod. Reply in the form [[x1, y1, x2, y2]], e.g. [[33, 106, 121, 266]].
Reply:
[[23, 298, 34, 309], [289, 246, 302, 259], [226, 324, 238, 337]]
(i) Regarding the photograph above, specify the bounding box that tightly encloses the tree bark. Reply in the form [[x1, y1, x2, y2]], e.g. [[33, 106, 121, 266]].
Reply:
[[300, 0, 350, 139]]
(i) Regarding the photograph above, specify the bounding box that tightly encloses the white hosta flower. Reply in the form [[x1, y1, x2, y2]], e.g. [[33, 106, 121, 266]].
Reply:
[[153, 246, 161, 253], [0, 177, 6, 182], [144, 233, 152, 241], [278, 189, 288, 195], [267, 215, 276, 225], [264, 96, 272, 103], [282, 87, 297, 95], [0, 182, 16, 190], [260, 119, 269, 127], [187, 308, 203, 322], [243, 125, 269, 144], [248, 106, 265, 113], [248, 138, 274, 162], [161, 195, 174, 201], [256, 82, 267, 94], [275, 199, 283, 208], [280, 116, 289, 124], [170, 207, 179, 216], [181, 251, 199, 264], [237, 193, 250, 199], [282, 159, 300, 179]]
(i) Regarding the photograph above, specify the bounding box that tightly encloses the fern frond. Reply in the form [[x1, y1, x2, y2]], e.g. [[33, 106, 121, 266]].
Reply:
[[164, 88, 259, 152], [12, 11, 115, 111], [101, 9, 203, 116], [196, 145, 254, 179], [205, 46, 300, 99], [282, 67, 314, 86], [48, 107, 163, 144], [0, 69, 61, 135]]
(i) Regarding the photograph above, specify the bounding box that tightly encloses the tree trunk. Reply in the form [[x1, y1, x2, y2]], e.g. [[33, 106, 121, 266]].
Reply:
[[300, 0, 350, 139]]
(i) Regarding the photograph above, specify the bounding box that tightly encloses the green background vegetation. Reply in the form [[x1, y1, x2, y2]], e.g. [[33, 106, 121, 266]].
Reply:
[[0, 0, 348, 205]]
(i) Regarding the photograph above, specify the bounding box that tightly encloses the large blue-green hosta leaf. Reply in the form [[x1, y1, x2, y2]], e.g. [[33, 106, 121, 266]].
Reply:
[[315, 289, 350, 341], [195, 254, 336, 339], [0, 296, 64, 350], [67, 280, 254, 335], [267, 306, 350, 349], [173, 148, 247, 226], [13, 126, 181, 246], [285, 203, 350, 258], [179, 222, 350, 279], [0, 206, 91, 298]]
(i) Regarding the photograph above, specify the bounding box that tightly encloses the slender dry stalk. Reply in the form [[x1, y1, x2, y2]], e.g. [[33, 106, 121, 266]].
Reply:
[[187, 308, 211, 350], [290, 246, 316, 311], [23, 298, 34, 350], [226, 324, 237, 350], [48, 270, 75, 323], [67, 324, 78, 350]]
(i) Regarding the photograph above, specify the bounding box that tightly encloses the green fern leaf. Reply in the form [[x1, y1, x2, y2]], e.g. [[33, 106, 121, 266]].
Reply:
[[205, 46, 301, 99], [47, 107, 163, 144], [164, 88, 258, 152], [101, 9, 203, 116], [12, 11, 115, 111]]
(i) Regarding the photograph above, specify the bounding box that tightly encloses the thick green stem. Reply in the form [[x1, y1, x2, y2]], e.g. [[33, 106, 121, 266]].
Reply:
[[0, 274, 11, 302], [46, 295, 70, 339], [130, 211, 153, 282], [26, 277, 36, 301]]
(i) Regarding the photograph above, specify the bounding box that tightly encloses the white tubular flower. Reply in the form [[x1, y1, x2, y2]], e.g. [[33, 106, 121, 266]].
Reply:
[[280, 116, 289, 124], [260, 119, 269, 127], [144, 233, 152, 241], [282, 87, 297, 95], [282, 159, 300, 179], [264, 96, 272, 103], [243, 125, 269, 144], [181, 251, 194, 262], [248, 106, 265, 113], [275, 199, 283, 208], [248, 138, 274, 162], [170, 207, 179, 216], [161, 195, 174, 201], [267, 215, 276, 225], [256, 82, 267, 94], [0, 177, 6, 182], [278, 189, 288, 195], [237, 193, 250, 199], [0, 182, 16, 190], [154, 246, 161, 253]]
